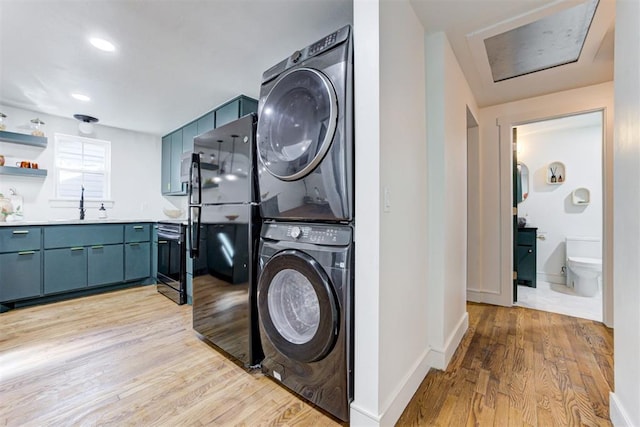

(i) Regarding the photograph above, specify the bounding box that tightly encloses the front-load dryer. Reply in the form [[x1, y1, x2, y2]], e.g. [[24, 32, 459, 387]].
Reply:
[[257, 25, 353, 223], [257, 221, 353, 421]]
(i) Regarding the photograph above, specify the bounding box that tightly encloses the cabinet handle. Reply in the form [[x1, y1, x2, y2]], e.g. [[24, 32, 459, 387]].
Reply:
[[528, 249, 533, 253], [91, 245, 104, 249], [133, 226, 144, 230], [70, 247, 84, 251], [158, 240, 168, 244], [18, 250, 35, 255], [12, 230, 29, 234]]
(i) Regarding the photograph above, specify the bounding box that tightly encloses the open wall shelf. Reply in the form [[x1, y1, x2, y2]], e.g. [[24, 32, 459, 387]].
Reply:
[[546, 161, 566, 184], [0, 166, 47, 177], [0, 130, 48, 148]]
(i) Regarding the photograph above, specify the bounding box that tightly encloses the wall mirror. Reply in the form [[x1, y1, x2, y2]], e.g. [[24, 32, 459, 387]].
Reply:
[[517, 162, 529, 203]]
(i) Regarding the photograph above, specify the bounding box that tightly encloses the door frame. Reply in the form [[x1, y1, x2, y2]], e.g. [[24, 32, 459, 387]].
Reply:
[[498, 105, 612, 326]]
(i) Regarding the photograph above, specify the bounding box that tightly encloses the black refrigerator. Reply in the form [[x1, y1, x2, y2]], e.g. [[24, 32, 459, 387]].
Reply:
[[188, 113, 263, 367]]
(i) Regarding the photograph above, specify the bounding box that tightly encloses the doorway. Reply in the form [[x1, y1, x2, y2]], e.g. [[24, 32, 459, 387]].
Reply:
[[513, 111, 604, 321]]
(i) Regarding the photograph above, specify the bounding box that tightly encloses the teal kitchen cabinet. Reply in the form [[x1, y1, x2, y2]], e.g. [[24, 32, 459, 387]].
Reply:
[[44, 224, 125, 294], [182, 121, 198, 154], [197, 111, 215, 135], [88, 244, 124, 287], [44, 247, 88, 293], [124, 223, 151, 281], [0, 226, 42, 302], [214, 95, 258, 128], [160, 95, 257, 196]]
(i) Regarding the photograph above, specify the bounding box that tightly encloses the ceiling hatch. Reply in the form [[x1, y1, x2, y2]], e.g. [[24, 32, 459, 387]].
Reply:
[[484, 0, 599, 82]]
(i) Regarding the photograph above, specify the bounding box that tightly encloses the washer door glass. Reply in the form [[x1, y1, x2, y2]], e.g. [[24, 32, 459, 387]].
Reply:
[[257, 68, 338, 181], [258, 249, 339, 363]]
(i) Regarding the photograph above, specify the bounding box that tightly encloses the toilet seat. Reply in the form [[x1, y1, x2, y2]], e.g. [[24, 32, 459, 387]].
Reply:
[[568, 256, 602, 271]]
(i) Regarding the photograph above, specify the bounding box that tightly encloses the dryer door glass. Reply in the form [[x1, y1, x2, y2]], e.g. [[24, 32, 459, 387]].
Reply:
[[258, 249, 339, 363], [257, 68, 338, 181]]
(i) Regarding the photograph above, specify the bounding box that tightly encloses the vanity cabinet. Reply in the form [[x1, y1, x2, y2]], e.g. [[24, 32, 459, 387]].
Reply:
[[516, 227, 537, 288], [160, 95, 257, 196], [0, 227, 42, 302]]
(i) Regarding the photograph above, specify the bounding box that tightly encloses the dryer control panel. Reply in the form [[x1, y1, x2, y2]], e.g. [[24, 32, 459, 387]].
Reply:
[[262, 222, 352, 246]]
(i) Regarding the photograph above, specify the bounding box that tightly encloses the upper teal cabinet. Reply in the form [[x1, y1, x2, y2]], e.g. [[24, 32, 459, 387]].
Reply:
[[160, 95, 257, 196], [214, 96, 258, 128]]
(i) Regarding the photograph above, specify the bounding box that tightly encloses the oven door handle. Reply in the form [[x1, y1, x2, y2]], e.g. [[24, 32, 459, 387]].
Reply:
[[189, 206, 201, 259]]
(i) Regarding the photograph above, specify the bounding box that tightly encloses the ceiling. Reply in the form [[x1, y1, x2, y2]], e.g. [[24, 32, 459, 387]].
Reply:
[[0, 0, 614, 136]]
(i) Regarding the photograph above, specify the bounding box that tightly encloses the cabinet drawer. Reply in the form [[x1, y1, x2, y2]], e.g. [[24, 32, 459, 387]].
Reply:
[[517, 229, 536, 246], [125, 223, 151, 243], [0, 250, 41, 301], [44, 225, 124, 249], [0, 227, 41, 253]]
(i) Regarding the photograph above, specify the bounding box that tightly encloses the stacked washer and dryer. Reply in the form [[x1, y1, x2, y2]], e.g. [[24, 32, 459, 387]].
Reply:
[[255, 25, 354, 422]]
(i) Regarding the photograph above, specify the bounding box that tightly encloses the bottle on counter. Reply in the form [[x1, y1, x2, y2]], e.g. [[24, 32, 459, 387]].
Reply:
[[98, 203, 107, 219]]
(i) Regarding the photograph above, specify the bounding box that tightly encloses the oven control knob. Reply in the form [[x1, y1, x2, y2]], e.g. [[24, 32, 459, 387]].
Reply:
[[291, 226, 302, 239]]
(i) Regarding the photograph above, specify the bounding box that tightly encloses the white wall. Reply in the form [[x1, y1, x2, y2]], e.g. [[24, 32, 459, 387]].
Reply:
[[425, 32, 473, 368], [0, 104, 183, 222], [517, 117, 603, 284], [473, 82, 614, 325], [610, 1, 640, 425], [352, 1, 432, 425]]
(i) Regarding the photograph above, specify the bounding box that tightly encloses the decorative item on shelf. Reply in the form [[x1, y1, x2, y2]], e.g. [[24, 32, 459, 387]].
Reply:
[[74, 114, 99, 135], [0, 154, 4, 166], [0, 112, 6, 131], [547, 161, 566, 184], [163, 208, 184, 218], [30, 118, 45, 137], [6, 188, 24, 221]]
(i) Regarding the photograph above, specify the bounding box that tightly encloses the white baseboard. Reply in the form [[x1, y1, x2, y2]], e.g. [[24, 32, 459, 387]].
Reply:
[[350, 347, 434, 427], [610, 392, 635, 426], [426, 312, 469, 370]]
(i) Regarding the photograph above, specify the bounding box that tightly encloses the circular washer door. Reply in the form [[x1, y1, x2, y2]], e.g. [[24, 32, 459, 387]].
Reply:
[[257, 67, 338, 181], [258, 249, 339, 363]]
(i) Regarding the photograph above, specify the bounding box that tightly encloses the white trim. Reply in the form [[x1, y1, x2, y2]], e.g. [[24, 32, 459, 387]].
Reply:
[[467, 289, 509, 306], [350, 403, 381, 426], [49, 199, 114, 209], [426, 312, 469, 370], [610, 392, 634, 426]]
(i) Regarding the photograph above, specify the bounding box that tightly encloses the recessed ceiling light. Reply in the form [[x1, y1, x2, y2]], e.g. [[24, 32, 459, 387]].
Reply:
[[71, 93, 91, 102], [89, 37, 116, 52]]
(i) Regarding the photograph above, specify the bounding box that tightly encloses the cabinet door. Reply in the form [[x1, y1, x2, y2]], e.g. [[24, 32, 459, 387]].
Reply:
[[239, 96, 258, 117], [170, 129, 185, 194], [125, 223, 151, 243], [0, 251, 41, 301], [517, 245, 536, 284], [197, 112, 215, 135], [44, 247, 87, 294], [125, 242, 151, 281], [88, 244, 124, 287], [182, 122, 198, 154], [161, 135, 172, 194], [214, 99, 240, 128]]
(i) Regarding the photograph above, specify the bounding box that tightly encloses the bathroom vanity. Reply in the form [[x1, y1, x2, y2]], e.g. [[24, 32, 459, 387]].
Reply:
[[516, 227, 537, 288]]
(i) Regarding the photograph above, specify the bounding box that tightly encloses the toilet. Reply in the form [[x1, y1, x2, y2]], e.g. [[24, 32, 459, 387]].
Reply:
[[566, 237, 602, 297]]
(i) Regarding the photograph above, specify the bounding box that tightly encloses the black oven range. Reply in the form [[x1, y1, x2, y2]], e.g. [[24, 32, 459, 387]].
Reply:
[[156, 221, 186, 305]]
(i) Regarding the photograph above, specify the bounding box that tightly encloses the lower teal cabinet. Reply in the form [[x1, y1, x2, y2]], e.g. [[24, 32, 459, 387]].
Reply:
[[88, 244, 124, 287], [0, 250, 41, 301], [44, 247, 88, 294], [125, 242, 151, 281]]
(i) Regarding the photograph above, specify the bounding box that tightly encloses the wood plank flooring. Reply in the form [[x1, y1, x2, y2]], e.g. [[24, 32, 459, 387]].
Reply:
[[0, 288, 613, 426], [397, 302, 614, 426]]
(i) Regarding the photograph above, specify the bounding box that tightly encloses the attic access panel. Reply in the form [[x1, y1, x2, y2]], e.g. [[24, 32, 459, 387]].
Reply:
[[484, 0, 599, 82]]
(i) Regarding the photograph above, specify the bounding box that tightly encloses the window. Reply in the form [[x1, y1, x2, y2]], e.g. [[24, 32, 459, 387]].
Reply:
[[54, 133, 111, 200]]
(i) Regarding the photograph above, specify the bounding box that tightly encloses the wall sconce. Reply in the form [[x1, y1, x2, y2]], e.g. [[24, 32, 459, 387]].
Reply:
[[74, 114, 99, 135]]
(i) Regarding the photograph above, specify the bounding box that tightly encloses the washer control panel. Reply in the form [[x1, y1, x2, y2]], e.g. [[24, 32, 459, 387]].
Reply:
[[262, 222, 352, 246]]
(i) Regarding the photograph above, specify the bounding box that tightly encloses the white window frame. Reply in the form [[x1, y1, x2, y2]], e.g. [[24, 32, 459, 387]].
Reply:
[[53, 133, 112, 203]]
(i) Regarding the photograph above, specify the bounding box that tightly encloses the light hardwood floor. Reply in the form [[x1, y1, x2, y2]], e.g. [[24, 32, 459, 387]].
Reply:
[[0, 287, 613, 426]]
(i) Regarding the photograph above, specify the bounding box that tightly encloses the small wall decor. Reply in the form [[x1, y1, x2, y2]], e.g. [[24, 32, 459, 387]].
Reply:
[[572, 187, 591, 205], [547, 161, 566, 184]]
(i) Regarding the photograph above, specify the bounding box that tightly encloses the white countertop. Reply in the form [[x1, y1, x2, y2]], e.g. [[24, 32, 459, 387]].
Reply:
[[0, 219, 157, 227]]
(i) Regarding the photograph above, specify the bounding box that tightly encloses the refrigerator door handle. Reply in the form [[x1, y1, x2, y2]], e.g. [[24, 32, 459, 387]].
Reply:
[[189, 205, 201, 259], [190, 152, 202, 206]]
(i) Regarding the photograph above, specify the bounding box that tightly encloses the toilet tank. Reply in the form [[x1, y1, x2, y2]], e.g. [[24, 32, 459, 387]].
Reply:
[[566, 236, 601, 259]]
